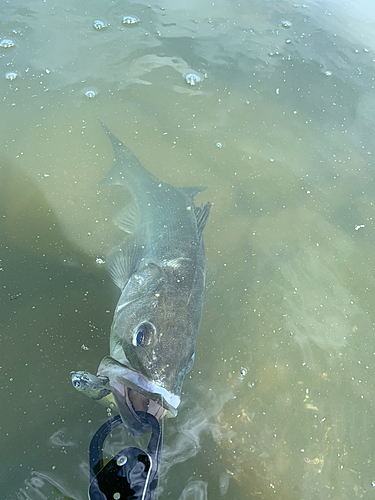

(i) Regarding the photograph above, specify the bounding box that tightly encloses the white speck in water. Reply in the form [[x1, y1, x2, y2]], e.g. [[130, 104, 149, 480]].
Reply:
[[275, 88, 280, 95], [81, 344, 89, 351], [0, 39, 15, 48], [122, 15, 140, 25], [187, 206, 192, 211], [96, 257, 105, 264], [185, 73, 201, 86], [323, 70, 332, 77], [216, 142, 223, 148], [355, 224, 365, 231]]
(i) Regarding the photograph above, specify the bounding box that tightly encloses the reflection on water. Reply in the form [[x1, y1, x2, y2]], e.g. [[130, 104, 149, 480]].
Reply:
[[1, 0, 375, 498]]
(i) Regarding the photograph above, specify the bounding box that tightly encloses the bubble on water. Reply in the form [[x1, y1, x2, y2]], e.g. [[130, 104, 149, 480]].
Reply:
[[122, 15, 140, 25], [285, 39, 291, 44], [323, 70, 332, 77], [5, 72, 17, 80], [216, 142, 223, 148], [281, 21, 292, 29], [240, 367, 248, 377], [0, 39, 15, 49], [93, 20, 107, 30], [185, 73, 201, 86], [85, 90, 97, 99]]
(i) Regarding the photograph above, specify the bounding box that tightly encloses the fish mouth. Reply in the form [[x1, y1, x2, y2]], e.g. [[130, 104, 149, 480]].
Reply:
[[97, 356, 180, 431]]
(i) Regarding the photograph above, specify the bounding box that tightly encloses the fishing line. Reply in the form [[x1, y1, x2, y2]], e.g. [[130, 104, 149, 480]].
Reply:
[[154, 395, 165, 500]]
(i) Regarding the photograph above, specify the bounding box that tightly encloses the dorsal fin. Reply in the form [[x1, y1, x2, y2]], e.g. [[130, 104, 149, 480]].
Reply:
[[194, 201, 211, 234], [178, 185, 208, 201]]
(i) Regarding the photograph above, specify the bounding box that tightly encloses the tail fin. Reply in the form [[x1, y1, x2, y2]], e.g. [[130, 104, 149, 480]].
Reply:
[[98, 122, 159, 190]]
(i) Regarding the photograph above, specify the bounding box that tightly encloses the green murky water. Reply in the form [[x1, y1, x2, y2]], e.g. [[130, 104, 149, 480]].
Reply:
[[1, 0, 375, 498]]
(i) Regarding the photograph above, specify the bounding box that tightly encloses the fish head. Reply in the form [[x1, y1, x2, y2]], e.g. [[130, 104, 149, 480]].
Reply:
[[99, 260, 203, 427]]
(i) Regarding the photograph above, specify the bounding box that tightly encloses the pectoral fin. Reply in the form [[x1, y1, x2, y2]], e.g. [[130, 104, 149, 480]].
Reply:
[[106, 234, 144, 289], [114, 202, 140, 233]]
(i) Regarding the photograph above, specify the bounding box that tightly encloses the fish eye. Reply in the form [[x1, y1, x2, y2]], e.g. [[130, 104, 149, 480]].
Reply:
[[133, 322, 155, 347], [73, 379, 81, 388]]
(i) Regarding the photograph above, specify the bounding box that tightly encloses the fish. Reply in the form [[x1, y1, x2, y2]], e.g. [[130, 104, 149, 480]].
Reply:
[[79, 124, 211, 432]]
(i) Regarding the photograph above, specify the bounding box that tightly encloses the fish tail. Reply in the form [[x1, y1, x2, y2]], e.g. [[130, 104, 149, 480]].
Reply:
[[98, 121, 159, 190]]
